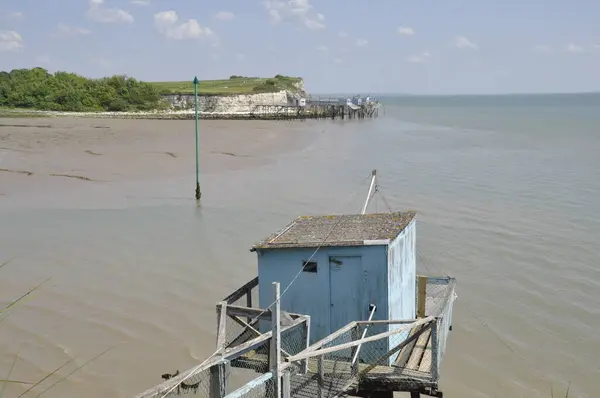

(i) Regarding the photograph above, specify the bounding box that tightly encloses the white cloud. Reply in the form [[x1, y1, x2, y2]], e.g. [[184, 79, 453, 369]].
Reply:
[[397, 26, 414, 36], [87, 0, 133, 24], [533, 44, 553, 54], [235, 53, 245, 61], [337, 31, 348, 38], [334, 57, 342, 64], [0, 30, 23, 51], [154, 11, 214, 40], [8, 12, 23, 20], [455, 35, 478, 50], [592, 44, 600, 51], [214, 11, 235, 21], [566, 43, 584, 53], [131, 0, 149, 5], [316, 45, 328, 52], [407, 52, 431, 64], [55, 24, 91, 37], [356, 38, 368, 47], [263, 0, 326, 30]]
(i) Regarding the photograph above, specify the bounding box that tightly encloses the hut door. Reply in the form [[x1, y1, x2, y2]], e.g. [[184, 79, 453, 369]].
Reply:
[[329, 256, 363, 335]]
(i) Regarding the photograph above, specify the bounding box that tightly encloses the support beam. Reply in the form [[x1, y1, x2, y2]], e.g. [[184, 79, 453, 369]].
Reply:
[[209, 362, 228, 398], [223, 277, 258, 304], [246, 290, 252, 323], [216, 301, 228, 350]]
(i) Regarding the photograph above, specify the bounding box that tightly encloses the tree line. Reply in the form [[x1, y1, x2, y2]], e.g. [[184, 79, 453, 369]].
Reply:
[[0, 68, 165, 112]]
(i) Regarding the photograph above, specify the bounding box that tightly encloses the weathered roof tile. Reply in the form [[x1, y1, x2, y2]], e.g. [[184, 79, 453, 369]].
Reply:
[[251, 211, 416, 250]]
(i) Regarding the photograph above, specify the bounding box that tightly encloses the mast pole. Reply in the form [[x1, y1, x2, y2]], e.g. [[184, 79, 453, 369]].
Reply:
[[361, 169, 377, 214]]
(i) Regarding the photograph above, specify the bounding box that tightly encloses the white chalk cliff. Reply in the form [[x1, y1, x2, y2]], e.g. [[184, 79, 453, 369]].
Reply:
[[161, 82, 308, 114]]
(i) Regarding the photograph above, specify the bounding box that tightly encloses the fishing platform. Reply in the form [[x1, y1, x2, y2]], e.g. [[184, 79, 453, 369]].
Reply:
[[136, 171, 457, 398]]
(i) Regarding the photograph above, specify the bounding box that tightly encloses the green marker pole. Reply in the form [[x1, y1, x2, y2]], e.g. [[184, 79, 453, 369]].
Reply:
[[194, 76, 201, 200]]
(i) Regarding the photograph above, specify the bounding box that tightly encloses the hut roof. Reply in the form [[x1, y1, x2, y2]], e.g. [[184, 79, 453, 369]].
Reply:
[[251, 211, 416, 251]]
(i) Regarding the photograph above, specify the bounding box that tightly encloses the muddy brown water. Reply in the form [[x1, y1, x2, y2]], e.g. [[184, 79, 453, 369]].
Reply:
[[1, 100, 599, 398]]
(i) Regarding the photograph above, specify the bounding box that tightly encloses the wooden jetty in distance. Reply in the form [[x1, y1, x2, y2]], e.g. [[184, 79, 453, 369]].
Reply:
[[136, 170, 457, 398], [248, 97, 381, 120]]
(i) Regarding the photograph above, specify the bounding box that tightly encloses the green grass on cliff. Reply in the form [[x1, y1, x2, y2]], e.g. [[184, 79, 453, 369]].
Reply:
[[150, 75, 303, 95]]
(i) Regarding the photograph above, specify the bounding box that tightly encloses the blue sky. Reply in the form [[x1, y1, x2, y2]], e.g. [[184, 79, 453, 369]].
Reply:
[[0, 0, 599, 95]]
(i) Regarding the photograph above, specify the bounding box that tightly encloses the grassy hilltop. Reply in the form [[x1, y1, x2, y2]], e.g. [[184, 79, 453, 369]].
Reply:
[[0, 68, 303, 113], [150, 75, 303, 95]]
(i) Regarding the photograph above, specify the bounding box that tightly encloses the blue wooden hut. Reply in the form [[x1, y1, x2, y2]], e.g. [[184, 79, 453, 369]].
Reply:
[[250, 211, 417, 353]]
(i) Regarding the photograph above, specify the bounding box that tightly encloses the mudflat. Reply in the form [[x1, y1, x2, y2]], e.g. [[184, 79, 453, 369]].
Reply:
[[0, 117, 315, 199]]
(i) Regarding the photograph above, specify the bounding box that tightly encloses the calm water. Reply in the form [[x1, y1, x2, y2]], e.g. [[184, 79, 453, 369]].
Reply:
[[1, 93, 599, 397]]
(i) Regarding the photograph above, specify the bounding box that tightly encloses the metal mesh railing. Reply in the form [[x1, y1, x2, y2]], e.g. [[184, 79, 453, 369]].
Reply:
[[424, 277, 454, 316], [137, 276, 456, 398], [282, 318, 434, 398], [225, 372, 275, 398], [435, 281, 457, 370], [287, 326, 356, 398]]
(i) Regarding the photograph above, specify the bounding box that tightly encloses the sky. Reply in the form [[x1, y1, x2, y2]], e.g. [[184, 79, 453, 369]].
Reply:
[[0, 0, 599, 95]]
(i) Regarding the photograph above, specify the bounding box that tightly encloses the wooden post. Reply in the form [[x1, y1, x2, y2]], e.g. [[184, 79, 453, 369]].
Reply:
[[431, 317, 439, 381], [270, 282, 282, 398], [417, 276, 427, 318], [317, 355, 325, 398], [209, 362, 228, 398], [246, 290, 252, 324], [282, 370, 291, 398], [216, 301, 228, 350]]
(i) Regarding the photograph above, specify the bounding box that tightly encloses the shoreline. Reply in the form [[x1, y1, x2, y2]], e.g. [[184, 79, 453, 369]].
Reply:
[[0, 103, 381, 121], [0, 108, 278, 120]]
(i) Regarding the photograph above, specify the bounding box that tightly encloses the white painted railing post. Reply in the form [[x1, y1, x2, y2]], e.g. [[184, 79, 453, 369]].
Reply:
[[270, 282, 282, 398], [302, 316, 311, 373], [431, 317, 439, 381]]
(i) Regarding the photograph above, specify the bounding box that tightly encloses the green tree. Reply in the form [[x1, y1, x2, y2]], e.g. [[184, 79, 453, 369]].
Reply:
[[0, 68, 163, 112]]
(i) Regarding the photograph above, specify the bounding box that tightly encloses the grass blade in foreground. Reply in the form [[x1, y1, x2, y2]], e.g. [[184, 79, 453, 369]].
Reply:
[[0, 277, 51, 315], [16, 357, 77, 398], [31, 346, 115, 398], [0, 349, 20, 398], [0, 258, 16, 271]]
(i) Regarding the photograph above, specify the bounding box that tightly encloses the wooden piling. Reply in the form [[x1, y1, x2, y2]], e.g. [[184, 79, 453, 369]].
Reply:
[[417, 276, 427, 318]]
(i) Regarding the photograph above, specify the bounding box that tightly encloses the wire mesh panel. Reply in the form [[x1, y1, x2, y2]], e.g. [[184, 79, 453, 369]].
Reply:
[[424, 277, 455, 316], [280, 319, 309, 358], [435, 283, 457, 371], [136, 361, 226, 398], [225, 372, 275, 398]]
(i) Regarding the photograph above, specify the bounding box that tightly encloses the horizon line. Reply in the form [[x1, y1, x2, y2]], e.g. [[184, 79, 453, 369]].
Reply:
[[308, 91, 600, 97]]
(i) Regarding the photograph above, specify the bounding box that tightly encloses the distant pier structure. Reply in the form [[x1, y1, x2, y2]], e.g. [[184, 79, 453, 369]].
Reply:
[[249, 95, 381, 120]]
